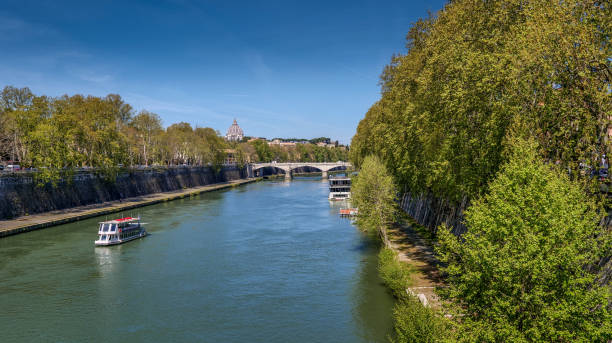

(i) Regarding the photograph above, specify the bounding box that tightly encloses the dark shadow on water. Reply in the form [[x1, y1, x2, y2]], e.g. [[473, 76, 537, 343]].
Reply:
[[351, 233, 382, 253], [351, 230, 395, 342]]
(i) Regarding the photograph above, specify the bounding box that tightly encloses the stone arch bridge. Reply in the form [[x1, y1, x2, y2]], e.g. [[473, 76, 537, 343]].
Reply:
[[250, 162, 351, 179]]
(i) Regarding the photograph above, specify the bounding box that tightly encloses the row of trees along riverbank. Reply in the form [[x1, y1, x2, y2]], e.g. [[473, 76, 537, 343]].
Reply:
[[0, 86, 347, 185], [350, 0, 611, 342], [353, 146, 611, 342]]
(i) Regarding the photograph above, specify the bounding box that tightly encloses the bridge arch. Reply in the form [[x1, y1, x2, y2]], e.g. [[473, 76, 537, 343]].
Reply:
[[325, 165, 349, 172], [251, 165, 289, 177], [250, 162, 351, 179]]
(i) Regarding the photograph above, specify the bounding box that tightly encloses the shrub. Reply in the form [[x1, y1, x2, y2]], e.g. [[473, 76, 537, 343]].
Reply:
[[378, 247, 412, 298], [352, 155, 397, 245], [391, 297, 451, 343]]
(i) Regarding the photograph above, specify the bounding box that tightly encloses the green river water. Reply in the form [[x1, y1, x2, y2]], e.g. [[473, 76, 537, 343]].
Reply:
[[0, 178, 394, 342]]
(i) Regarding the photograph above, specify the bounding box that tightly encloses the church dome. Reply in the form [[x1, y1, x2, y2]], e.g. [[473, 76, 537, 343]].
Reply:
[[225, 119, 244, 141]]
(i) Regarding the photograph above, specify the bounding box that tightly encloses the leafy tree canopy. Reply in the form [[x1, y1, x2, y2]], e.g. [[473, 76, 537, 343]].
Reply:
[[436, 139, 611, 342]]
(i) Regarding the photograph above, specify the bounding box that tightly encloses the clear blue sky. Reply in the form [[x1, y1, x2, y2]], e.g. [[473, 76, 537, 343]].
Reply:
[[0, 0, 446, 144]]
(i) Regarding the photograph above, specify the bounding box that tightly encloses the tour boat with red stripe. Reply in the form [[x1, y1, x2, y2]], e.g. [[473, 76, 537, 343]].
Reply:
[[95, 217, 147, 246]]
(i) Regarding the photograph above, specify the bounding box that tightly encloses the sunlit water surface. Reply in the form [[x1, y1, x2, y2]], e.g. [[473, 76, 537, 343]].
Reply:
[[0, 178, 394, 342]]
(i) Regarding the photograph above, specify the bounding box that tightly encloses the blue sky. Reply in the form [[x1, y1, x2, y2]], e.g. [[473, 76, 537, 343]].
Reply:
[[0, 0, 446, 144]]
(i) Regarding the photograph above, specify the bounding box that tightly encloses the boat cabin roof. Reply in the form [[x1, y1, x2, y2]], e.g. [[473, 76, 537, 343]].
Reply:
[[99, 217, 139, 224]]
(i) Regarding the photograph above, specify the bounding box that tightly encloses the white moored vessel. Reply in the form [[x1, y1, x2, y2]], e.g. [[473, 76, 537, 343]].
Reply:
[[95, 217, 147, 246], [329, 176, 351, 201]]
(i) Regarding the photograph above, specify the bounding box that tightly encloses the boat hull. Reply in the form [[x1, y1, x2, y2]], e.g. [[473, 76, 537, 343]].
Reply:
[[95, 231, 147, 246]]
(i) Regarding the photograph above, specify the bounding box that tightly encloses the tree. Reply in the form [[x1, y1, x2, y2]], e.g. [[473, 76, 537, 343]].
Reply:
[[0, 86, 35, 163], [194, 127, 227, 167], [235, 142, 256, 166], [352, 155, 397, 245], [28, 122, 70, 185], [252, 139, 273, 162], [166, 122, 195, 164], [436, 140, 611, 342], [350, 0, 611, 203], [130, 110, 162, 166]]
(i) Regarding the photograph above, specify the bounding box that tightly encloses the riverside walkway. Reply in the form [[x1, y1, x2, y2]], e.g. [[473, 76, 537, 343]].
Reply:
[[387, 217, 444, 308], [0, 178, 257, 238]]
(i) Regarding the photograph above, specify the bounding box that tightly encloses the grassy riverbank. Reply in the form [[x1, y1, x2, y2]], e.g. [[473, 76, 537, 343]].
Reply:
[[351, 155, 451, 341], [377, 217, 451, 342]]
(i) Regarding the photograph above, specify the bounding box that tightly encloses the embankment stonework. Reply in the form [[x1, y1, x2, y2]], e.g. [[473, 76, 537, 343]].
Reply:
[[0, 166, 247, 220], [399, 191, 469, 236]]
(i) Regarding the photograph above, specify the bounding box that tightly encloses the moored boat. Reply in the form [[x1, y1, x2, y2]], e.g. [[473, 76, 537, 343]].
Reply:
[[339, 208, 358, 217], [329, 176, 351, 201], [94, 217, 147, 246]]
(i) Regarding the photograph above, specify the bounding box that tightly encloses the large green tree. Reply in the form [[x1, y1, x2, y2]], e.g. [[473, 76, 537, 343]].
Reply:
[[351, 0, 611, 202], [436, 140, 611, 342], [352, 155, 398, 245], [130, 110, 163, 166]]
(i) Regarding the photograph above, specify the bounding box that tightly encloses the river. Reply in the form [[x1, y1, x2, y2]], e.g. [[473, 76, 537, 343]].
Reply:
[[0, 178, 394, 342]]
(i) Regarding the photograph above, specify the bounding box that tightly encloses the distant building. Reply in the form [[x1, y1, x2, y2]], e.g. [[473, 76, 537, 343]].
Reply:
[[223, 149, 238, 165], [225, 119, 244, 142], [316, 141, 336, 148], [268, 139, 297, 148]]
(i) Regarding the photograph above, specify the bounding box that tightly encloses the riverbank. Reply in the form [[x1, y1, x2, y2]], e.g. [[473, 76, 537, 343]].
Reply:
[[377, 215, 451, 342], [0, 178, 259, 238], [386, 215, 443, 308], [0, 165, 250, 220]]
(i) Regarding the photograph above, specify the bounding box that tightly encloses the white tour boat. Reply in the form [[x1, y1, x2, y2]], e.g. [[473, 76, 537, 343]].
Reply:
[[329, 176, 351, 201], [95, 217, 147, 246]]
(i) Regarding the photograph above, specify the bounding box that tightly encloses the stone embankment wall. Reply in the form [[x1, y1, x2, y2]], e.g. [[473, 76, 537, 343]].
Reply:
[[0, 166, 248, 220], [399, 191, 469, 236]]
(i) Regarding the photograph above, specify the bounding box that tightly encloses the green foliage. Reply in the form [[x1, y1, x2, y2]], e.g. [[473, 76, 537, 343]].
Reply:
[[378, 246, 452, 343], [251, 139, 273, 162], [128, 110, 162, 166], [0, 86, 234, 184], [349, 1, 611, 341], [350, 0, 611, 202], [436, 139, 611, 342], [378, 247, 413, 298], [391, 298, 451, 343], [352, 155, 397, 244], [0, 84, 348, 185], [308, 137, 331, 144]]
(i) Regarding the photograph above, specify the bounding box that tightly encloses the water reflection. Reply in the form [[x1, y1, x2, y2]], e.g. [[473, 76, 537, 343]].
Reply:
[[351, 234, 394, 342], [94, 245, 122, 275]]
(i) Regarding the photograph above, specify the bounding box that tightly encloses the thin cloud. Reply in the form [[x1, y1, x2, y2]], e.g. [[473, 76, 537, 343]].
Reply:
[[125, 92, 233, 121], [221, 93, 250, 97], [244, 51, 272, 81], [74, 71, 113, 83], [0, 12, 60, 41]]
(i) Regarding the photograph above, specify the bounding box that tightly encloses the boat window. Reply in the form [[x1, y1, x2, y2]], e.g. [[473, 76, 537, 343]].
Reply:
[[101, 235, 106, 240], [111, 224, 117, 232]]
